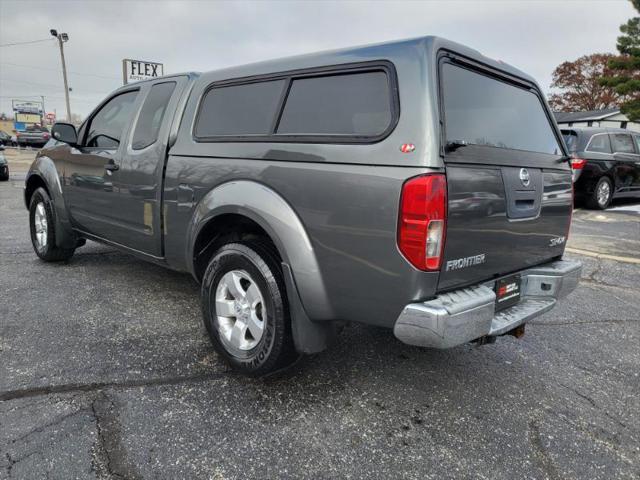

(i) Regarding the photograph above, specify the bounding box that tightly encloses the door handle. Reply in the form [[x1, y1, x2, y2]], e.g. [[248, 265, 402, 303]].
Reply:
[[104, 162, 119, 172]]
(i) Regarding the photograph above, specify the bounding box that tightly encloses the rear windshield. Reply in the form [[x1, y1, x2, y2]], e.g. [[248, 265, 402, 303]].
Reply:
[[442, 63, 562, 155]]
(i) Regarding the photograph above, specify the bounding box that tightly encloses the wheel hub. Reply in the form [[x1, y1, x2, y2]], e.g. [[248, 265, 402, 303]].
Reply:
[[214, 270, 266, 352], [597, 181, 610, 206], [34, 202, 48, 249]]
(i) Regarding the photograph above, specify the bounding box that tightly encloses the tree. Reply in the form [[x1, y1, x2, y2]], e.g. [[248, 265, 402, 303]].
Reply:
[[548, 54, 622, 112], [599, 0, 640, 121]]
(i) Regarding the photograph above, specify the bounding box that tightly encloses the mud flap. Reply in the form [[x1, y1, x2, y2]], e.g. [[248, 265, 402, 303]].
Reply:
[[282, 263, 336, 354]]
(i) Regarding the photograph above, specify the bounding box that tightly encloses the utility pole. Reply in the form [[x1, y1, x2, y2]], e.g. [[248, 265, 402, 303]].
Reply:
[[40, 95, 45, 125], [50, 29, 71, 122]]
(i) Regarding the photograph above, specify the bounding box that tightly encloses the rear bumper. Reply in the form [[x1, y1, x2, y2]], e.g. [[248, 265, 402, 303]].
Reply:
[[393, 259, 581, 348]]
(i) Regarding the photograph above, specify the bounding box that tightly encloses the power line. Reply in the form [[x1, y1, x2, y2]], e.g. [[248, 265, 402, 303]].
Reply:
[[0, 77, 110, 94], [0, 62, 120, 80], [0, 38, 54, 47], [0, 77, 63, 89], [0, 94, 100, 105]]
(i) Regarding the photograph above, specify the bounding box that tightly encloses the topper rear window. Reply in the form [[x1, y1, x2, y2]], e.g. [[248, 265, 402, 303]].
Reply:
[[442, 63, 561, 156]]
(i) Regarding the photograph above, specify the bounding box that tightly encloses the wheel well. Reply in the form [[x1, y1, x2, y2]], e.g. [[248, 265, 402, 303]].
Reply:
[[192, 214, 281, 281], [24, 175, 48, 208]]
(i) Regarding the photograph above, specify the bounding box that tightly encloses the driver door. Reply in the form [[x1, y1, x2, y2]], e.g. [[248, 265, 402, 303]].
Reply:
[[64, 89, 140, 241]]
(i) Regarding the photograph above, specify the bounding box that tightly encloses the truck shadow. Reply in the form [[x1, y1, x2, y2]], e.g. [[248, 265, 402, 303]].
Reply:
[[60, 240, 550, 401]]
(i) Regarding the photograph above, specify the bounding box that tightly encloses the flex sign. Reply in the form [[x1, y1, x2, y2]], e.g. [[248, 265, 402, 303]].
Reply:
[[122, 59, 164, 84]]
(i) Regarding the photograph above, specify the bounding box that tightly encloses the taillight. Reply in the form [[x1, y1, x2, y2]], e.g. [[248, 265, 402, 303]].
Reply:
[[566, 174, 574, 242], [43, 133, 50, 139], [398, 174, 447, 271], [570, 158, 586, 170]]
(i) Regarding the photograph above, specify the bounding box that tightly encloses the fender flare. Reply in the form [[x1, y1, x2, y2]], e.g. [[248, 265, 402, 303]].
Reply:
[[25, 156, 77, 249], [187, 180, 334, 322]]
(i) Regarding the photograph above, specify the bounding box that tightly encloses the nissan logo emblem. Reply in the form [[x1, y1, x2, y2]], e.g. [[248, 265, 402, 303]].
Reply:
[[519, 168, 531, 187]]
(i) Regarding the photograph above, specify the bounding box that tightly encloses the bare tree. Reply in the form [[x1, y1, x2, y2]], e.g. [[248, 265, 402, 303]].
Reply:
[[548, 54, 621, 112]]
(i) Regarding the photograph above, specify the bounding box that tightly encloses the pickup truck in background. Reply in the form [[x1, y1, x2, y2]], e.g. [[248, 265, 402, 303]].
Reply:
[[17, 125, 51, 148], [24, 36, 581, 375]]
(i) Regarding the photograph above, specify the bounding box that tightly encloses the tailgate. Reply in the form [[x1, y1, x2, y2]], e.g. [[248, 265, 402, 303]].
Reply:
[[437, 59, 571, 292]]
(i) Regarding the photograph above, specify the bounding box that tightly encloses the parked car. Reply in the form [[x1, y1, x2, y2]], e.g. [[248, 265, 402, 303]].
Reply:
[[562, 126, 640, 209], [25, 36, 581, 375], [16, 125, 51, 148], [0, 130, 15, 146], [0, 146, 8, 181]]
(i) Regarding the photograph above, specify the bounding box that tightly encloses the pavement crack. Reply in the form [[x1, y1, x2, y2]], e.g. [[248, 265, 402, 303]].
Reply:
[[5, 452, 13, 478], [528, 418, 560, 480], [532, 318, 638, 326], [558, 383, 631, 432], [10, 408, 88, 445], [0, 250, 120, 257], [558, 382, 597, 409], [580, 277, 637, 293], [0, 372, 227, 402], [91, 392, 125, 479], [4, 450, 41, 478]]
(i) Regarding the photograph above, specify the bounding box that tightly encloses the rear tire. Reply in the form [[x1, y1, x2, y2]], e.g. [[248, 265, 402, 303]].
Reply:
[[201, 240, 295, 376], [586, 176, 612, 210], [29, 187, 75, 262]]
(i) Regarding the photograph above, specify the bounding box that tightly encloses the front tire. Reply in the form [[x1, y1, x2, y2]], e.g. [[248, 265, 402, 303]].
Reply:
[[586, 176, 612, 210], [29, 187, 75, 261], [201, 241, 295, 376]]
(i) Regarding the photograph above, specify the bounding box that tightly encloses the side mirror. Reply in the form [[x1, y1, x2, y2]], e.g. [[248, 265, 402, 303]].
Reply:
[[52, 122, 78, 145]]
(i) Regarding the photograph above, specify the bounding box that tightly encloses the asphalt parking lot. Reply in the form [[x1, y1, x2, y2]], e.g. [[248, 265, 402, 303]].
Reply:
[[1, 154, 639, 479]]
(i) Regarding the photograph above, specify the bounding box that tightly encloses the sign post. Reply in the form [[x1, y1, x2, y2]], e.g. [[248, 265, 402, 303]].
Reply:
[[122, 59, 164, 84]]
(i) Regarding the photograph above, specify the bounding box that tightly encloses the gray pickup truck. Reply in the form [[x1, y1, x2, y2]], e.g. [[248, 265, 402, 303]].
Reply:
[[25, 36, 581, 375]]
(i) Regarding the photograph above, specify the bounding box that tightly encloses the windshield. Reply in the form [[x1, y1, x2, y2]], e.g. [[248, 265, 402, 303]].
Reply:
[[442, 63, 562, 156]]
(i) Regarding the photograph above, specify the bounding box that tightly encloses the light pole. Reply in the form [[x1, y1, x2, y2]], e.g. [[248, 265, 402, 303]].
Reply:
[[50, 29, 71, 122]]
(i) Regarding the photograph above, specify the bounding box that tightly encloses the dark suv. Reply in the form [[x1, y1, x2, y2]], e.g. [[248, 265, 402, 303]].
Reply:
[[562, 127, 640, 209], [25, 36, 581, 375]]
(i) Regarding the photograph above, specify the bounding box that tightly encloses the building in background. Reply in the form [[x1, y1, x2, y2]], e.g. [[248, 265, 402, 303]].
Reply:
[[553, 108, 640, 132]]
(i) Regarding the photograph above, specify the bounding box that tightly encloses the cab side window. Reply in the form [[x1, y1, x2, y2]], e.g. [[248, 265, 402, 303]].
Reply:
[[585, 134, 612, 154], [611, 133, 636, 154], [132, 82, 176, 150], [85, 91, 138, 149]]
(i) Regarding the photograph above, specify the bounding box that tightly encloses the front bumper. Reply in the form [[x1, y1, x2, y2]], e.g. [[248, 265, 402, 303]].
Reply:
[[393, 259, 582, 348]]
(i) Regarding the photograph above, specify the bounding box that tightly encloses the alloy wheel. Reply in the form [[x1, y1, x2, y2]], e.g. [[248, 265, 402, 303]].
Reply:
[[597, 181, 610, 208], [34, 202, 48, 249], [214, 270, 266, 352]]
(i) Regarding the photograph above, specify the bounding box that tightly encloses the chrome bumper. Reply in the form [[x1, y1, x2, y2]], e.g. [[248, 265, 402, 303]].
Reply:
[[393, 259, 582, 349]]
